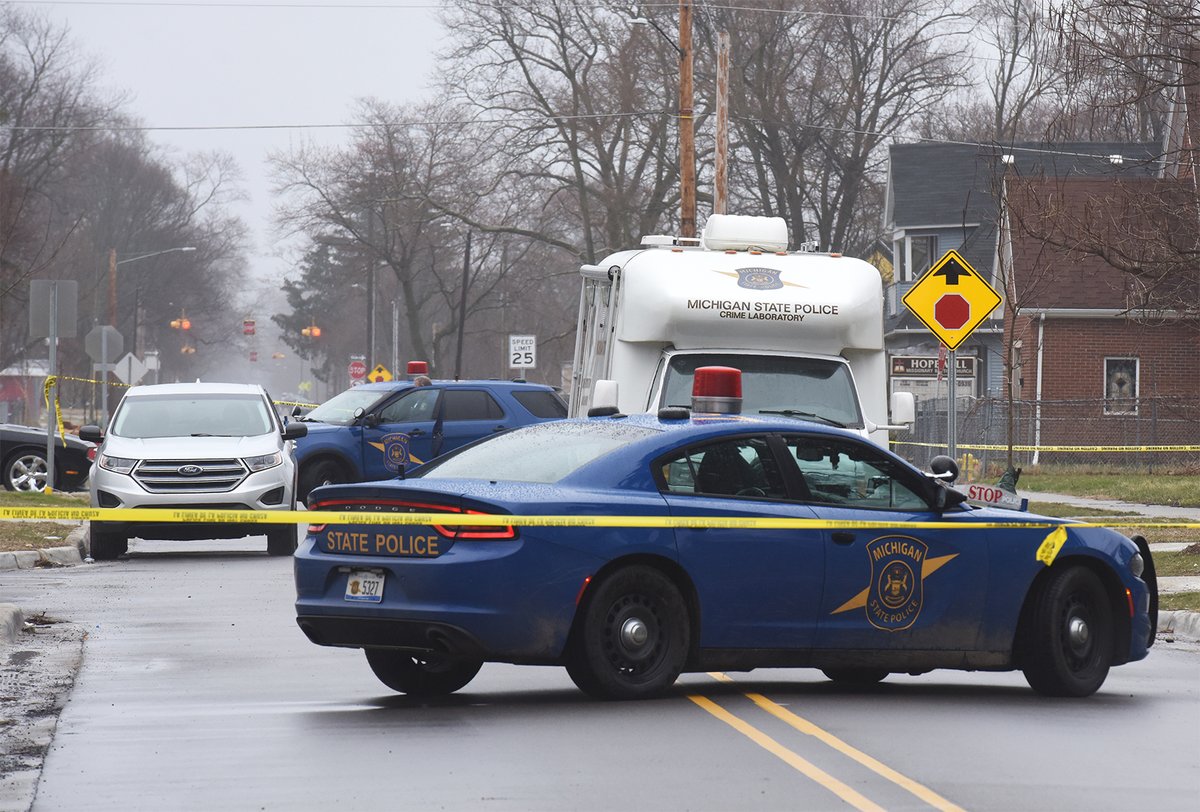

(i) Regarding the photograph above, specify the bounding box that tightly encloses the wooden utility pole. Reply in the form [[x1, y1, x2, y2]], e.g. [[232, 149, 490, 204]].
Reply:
[[679, 0, 696, 238], [714, 31, 730, 215]]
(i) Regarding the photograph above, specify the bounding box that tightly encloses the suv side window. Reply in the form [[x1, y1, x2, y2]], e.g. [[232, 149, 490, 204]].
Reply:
[[660, 436, 786, 499], [783, 435, 929, 510], [379, 389, 440, 423], [443, 390, 504, 421], [512, 390, 568, 418]]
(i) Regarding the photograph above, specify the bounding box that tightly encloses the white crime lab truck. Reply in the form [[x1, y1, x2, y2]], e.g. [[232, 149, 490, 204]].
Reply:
[[570, 214, 914, 444]]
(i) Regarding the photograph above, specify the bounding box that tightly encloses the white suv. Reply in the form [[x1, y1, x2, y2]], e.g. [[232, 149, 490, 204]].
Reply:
[[79, 382, 307, 560]]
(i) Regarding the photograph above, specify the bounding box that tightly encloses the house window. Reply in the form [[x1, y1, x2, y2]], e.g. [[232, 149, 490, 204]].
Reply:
[[898, 235, 938, 282], [1103, 358, 1139, 415]]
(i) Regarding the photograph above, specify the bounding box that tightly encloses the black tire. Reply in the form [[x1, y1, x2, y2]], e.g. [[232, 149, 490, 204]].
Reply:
[[89, 524, 128, 561], [565, 566, 690, 700], [821, 668, 890, 686], [265, 524, 297, 556], [3, 449, 48, 492], [364, 649, 483, 696], [1021, 566, 1113, 697], [297, 459, 346, 503]]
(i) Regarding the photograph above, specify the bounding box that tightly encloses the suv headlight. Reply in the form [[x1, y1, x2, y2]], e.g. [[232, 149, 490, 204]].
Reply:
[[98, 454, 137, 475], [1129, 552, 1145, 578], [245, 452, 283, 472]]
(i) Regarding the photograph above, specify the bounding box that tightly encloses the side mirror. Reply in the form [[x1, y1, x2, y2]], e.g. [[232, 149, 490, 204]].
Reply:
[[78, 425, 104, 443], [929, 454, 959, 483], [282, 422, 308, 440], [360, 411, 381, 428], [592, 379, 619, 412], [933, 482, 968, 512], [291, 405, 302, 417], [889, 391, 915, 425]]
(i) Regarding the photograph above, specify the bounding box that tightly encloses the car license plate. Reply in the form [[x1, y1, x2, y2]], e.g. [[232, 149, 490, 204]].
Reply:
[[345, 570, 384, 603]]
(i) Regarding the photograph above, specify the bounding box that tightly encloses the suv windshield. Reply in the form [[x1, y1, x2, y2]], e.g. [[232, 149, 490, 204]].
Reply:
[[659, 353, 864, 429], [112, 394, 274, 439], [419, 421, 657, 484], [305, 387, 399, 426]]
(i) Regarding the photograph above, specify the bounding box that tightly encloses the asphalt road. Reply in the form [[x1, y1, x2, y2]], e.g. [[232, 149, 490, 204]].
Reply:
[[2, 537, 1199, 811]]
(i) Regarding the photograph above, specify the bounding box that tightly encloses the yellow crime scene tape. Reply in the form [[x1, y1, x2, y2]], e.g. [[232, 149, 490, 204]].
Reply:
[[891, 440, 1200, 453], [0, 506, 1196, 531]]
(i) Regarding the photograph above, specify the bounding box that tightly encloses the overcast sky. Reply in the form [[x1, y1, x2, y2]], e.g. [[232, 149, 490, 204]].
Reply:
[[39, 0, 444, 281]]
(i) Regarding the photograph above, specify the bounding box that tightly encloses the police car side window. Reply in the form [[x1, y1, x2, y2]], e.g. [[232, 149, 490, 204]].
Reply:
[[785, 436, 928, 510], [660, 437, 786, 499], [443, 390, 505, 421], [379, 389, 440, 423]]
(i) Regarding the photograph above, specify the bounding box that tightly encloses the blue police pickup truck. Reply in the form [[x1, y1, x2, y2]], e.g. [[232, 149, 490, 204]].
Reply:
[[292, 379, 567, 501]]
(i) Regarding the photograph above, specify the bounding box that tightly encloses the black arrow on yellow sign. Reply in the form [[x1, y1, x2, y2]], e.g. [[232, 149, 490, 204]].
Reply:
[[933, 256, 970, 285]]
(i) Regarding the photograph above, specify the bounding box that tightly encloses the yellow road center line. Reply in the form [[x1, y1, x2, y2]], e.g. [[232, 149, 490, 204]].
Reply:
[[706, 672, 964, 812], [686, 694, 885, 812]]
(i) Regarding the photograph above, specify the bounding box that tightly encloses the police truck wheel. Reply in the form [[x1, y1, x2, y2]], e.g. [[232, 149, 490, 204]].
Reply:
[[821, 668, 889, 686], [364, 649, 483, 696], [89, 525, 128, 561], [1021, 566, 1112, 697], [298, 459, 345, 503], [265, 525, 297, 557], [3, 449, 48, 492], [566, 566, 689, 700]]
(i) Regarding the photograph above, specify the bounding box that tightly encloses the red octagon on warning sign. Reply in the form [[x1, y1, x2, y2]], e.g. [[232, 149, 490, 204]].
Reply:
[[934, 294, 970, 330]]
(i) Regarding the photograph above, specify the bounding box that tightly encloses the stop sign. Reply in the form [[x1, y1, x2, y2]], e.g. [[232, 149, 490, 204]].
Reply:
[[348, 359, 367, 380], [934, 294, 970, 330]]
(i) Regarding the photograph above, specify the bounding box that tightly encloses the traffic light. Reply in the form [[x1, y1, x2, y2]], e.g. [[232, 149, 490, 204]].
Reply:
[[170, 309, 191, 330], [302, 324, 321, 338], [181, 344, 196, 355]]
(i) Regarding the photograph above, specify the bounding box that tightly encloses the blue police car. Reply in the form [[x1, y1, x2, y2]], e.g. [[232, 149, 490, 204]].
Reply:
[[292, 379, 566, 500], [294, 409, 1156, 701]]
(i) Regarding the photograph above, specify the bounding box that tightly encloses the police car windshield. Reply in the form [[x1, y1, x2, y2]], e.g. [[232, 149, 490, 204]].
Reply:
[[418, 422, 657, 484], [112, 394, 273, 439], [305, 387, 396, 426], [661, 354, 864, 429]]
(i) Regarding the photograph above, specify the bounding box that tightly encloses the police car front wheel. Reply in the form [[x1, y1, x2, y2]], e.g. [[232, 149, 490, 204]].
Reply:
[[1021, 566, 1113, 697]]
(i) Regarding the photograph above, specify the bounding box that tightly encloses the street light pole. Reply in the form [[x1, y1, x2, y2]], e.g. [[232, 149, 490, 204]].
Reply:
[[453, 231, 471, 381], [679, 0, 695, 238], [632, 2, 695, 238]]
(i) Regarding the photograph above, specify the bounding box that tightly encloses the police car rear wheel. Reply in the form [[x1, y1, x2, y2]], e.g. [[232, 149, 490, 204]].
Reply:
[[1022, 566, 1112, 697], [566, 566, 689, 700], [821, 668, 889, 686], [364, 649, 483, 696]]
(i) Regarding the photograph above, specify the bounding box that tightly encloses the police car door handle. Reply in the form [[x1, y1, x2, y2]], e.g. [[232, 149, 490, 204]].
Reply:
[[492, 425, 506, 432], [832, 532, 855, 545], [409, 429, 425, 436]]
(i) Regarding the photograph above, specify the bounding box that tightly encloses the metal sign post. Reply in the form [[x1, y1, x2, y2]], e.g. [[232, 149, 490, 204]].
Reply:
[[31, 280, 79, 492], [46, 284, 58, 491], [947, 349, 957, 459]]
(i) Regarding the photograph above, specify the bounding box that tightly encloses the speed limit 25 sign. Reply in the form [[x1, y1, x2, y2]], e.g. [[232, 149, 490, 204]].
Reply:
[[508, 334, 537, 369]]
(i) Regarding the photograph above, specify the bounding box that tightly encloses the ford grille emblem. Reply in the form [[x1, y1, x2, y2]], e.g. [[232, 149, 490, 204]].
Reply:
[[178, 465, 204, 476]]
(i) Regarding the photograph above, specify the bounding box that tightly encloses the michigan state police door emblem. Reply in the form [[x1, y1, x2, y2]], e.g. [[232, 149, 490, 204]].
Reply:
[[865, 535, 927, 631], [381, 432, 411, 473], [735, 267, 783, 290]]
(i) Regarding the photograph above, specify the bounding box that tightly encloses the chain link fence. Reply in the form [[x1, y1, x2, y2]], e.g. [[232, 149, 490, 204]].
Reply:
[[890, 396, 1200, 476]]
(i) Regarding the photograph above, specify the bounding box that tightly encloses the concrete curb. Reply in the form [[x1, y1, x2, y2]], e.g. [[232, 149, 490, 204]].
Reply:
[[1158, 610, 1200, 642], [0, 603, 23, 645], [0, 524, 86, 573]]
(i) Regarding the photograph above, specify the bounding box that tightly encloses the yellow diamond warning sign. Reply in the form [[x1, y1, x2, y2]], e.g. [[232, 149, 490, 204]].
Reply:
[[902, 249, 1002, 350], [368, 364, 392, 383]]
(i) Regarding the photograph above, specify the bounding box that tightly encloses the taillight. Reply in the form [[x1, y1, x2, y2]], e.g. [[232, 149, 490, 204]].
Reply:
[[310, 499, 515, 539], [87, 446, 97, 462]]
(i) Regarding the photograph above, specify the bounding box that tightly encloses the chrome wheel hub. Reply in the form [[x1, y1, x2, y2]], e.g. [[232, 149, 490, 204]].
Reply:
[[620, 617, 649, 649], [1068, 616, 1090, 648]]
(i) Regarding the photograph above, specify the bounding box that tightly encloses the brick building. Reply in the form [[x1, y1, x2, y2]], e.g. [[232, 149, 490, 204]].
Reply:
[[1003, 176, 1200, 462]]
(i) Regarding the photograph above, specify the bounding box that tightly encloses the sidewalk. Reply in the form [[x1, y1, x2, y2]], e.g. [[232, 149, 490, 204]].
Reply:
[[1022, 490, 1200, 520]]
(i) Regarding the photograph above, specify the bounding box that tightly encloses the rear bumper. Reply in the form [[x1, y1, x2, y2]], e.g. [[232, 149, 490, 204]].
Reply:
[[296, 615, 487, 659]]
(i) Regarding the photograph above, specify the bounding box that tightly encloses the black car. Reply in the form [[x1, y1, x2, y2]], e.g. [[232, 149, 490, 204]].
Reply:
[[0, 423, 93, 492]]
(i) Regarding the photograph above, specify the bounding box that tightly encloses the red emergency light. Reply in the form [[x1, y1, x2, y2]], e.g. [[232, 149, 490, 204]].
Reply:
[[692, 366, 742, 414], [407, 360, 429, 376]]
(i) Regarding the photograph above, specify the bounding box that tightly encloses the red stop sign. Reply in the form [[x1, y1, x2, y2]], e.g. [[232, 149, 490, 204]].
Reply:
[[348, 359, 367, 380], [934, 294, 970, 330]]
